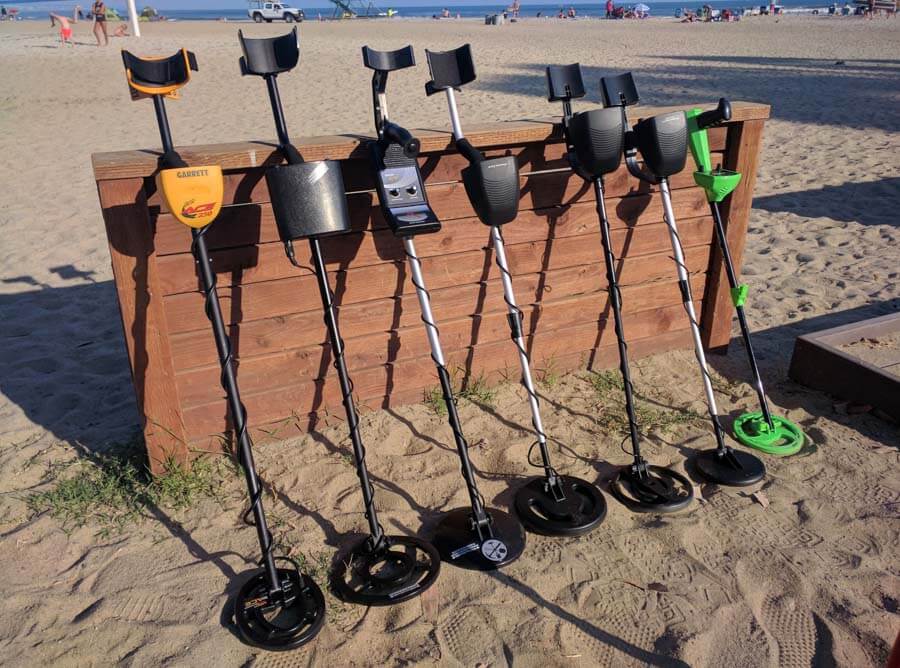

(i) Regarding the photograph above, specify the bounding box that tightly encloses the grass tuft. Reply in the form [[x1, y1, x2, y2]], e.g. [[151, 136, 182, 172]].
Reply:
[[26, 440, 225, 536], [589, 370, 704, 436], [423, 369, 497, 416]]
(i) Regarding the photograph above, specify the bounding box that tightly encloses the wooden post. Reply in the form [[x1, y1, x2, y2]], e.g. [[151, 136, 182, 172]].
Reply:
[[700, 119, 765, 352], [98, 178, 189, 473]]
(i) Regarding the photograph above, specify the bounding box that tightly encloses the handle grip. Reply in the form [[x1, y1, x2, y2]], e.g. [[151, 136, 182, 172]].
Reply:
[[695, 98, 732, 130], [383, 121, 420, 158]]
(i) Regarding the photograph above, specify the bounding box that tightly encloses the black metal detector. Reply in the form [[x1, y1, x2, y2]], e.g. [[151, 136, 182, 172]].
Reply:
[[121, 48, 325, 650], [238, 30, 440, 606], [362, 45, 525, 570], [425, 45, 606, 535], [685, 100, 806, 457], [545, 64, 694, 513], [611, 72, 766, 488]]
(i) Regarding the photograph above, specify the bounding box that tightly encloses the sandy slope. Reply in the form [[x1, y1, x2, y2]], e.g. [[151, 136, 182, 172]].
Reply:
[[0, 15, 898, 667]]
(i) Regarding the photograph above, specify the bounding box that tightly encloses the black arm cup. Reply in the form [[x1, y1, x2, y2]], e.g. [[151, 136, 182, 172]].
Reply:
[[362, 45, 416, 71], [238, 29, 299, 76], [462, 155, 520, 226], [266, 160, 351, 240], [546, 63, 586, 101], [600, 72, 639, 108], [568, 107, 624, 177], [424, 44, 476, 91]]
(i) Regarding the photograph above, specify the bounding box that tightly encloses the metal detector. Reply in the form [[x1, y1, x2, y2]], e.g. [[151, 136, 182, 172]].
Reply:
[[685, 100, 805, 456], [612, 73, 766, 487], [362, 45, 525, 570], [238, 30, 440, 606], [546, 64, 694, 513], [121, 48, 326, 650], [425, 45, 606, 535]]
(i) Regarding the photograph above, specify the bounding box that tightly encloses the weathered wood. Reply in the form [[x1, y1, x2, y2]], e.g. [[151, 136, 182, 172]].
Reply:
[[155, 194, 711, 296], [700, 119, 766, 351], [174, 278, 708, 407], [168, 268, 708, 371], [98, 179, 189, 472], [181, 303, 701, 440], [163, 242, 712, 335], [93, 107, 761, 181], [789, 313, 900, 419]]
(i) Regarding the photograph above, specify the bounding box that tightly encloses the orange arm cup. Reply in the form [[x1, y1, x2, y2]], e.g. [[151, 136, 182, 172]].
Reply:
[[158, 165, 224, 228]]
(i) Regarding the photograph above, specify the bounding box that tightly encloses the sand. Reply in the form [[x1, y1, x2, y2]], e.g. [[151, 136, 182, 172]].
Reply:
[[0, 14, 899, 667], [841, 332, 900, 378]]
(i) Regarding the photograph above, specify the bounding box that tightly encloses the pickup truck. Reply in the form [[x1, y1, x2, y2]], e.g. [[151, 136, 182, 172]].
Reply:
[[247, 1, 304, 22]]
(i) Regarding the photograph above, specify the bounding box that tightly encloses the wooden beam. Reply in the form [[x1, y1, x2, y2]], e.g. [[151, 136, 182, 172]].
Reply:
[[700, 118, 766, 351], [98, 178, 189, 472]]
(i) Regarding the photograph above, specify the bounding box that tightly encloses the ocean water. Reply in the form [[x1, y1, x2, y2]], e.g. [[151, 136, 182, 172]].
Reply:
[[12, 0, 825, 20]]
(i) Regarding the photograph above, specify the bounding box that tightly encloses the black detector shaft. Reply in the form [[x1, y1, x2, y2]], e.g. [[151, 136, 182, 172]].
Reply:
[[239, 30, 440, 606], [425, 46, 606, 535], [617, 73, 765, 488], [363, 45, 525, 570], [547, 64, 693, 513], [122, 47, 325, 650]]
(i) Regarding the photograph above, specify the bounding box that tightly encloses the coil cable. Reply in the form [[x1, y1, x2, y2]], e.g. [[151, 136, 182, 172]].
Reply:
[[285, 242, 387, 551], [190, 226, 298, 579], [403, 243, 488, 513], [491, 228, 561, 480]]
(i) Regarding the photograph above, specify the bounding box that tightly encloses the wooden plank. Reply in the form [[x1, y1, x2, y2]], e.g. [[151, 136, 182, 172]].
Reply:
[[700, 119, 765, 351], [185, 326, 696, 453], [155, 189, 712, 296], [181, 302, 699, 439], [789, 313, 900, 419], [163, 239, 713, 335], [174, 278, 707, 406], [98, 179, 189, 473], [168, 265, 706, 370], [93, 105, 763, 181]]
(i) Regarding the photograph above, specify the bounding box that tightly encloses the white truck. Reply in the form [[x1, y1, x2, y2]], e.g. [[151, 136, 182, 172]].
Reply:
[[247, 1, 304, 22]]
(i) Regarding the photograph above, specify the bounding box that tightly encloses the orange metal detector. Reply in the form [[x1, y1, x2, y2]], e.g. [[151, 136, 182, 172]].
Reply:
[[121, 49, 326, 651]]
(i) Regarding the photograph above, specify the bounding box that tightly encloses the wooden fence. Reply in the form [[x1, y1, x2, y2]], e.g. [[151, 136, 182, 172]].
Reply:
[[92, 101, 770, 472]]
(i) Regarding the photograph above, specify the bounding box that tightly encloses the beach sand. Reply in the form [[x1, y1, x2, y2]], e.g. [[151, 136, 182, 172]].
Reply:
[[1, 14, 898, 667]]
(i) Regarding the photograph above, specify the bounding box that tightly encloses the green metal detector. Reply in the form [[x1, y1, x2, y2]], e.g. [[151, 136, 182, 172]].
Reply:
[[686, 100, 805, 456]]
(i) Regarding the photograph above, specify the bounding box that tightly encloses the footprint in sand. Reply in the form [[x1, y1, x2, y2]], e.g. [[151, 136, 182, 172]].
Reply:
[[736, 558, 819, 668], [560, 613, 660, 667], [435, 605, 505, 667]]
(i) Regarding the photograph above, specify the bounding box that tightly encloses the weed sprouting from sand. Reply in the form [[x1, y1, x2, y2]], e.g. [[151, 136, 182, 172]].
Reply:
[[423, 368, 497, 416], [537, 356, 560, 390], [424, 386, 446, 416], [26, 440, 226, 536], [588, 370, 704, 436]]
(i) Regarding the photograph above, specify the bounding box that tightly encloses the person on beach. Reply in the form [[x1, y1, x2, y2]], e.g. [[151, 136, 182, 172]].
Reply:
[[74, 4, 83, 21], [91, 0, 108, 46], [50, 13, 73, 45], [606, 0, 614, 17]]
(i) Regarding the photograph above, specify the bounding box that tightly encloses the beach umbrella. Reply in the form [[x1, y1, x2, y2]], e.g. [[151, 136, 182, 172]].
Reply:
[[635, 3, 650, 11]]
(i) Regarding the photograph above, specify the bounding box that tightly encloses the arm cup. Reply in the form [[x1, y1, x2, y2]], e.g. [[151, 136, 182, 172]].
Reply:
[[238, 28, 299, 76], [546, 63, 586, 101]]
